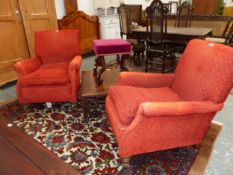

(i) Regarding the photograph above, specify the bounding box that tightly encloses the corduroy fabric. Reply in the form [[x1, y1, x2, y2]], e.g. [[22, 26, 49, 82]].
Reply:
[[172, 39, 233, 103], [20, 62, 70, 86], [106, 96, 214, 158], [20, 85, 72, 103], [14, 30, 82, 103], [117, 72, 175, 88], [109, 86, 181, 125], [105, 39, 233, 158], [35, 30, 81, 64], [14, 57, 42, 78]]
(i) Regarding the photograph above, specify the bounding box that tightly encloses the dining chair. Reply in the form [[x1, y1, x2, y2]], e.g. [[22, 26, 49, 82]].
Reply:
[[119, 4, 146, 66], [205, 21, 233, 46], [175, 1, 193, 27], [145, 0, 176, 73], [163, 1, 178, 15]]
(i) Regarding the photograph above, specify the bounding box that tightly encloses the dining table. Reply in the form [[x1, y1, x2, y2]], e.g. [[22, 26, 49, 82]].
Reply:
[[131, 26, 213, 43]]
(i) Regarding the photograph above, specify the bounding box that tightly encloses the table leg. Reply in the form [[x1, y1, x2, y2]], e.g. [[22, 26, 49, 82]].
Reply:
[[81, 97, 89, 123]]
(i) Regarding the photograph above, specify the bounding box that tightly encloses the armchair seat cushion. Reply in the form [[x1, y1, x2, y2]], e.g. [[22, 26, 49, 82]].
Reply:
[[20, 62, 70, 86], [109, 86, 182, 125]]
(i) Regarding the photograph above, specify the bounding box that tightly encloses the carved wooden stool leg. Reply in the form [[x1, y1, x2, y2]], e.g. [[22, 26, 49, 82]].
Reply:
[[121, 157, 131, 168], [95, 56, 106, 85], [93, 57, 99, 76], [117, 55, 121, 64]]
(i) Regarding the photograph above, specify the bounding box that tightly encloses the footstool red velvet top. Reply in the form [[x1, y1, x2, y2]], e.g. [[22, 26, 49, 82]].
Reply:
[[93, 39, 131, 56]]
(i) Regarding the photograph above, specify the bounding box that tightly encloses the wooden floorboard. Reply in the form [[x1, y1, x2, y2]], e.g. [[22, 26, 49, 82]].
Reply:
[[0, 116, 79, 175], [0, 135, 45, 175]]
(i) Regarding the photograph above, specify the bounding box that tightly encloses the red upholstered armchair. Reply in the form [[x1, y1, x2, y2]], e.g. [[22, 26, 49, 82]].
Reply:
[[14, 30, 82, 103], [106, 39, 233, 163]]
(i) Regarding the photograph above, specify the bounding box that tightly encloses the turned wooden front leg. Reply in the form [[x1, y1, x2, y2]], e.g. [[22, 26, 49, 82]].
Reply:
[[120, 54, 129, 71]]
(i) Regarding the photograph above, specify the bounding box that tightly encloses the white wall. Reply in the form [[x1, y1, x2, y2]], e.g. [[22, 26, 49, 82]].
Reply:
[[78, 0, 95, 15], [224, 0, 233, 7], [54, 0, 66, 19], [123, 0, 151, 9], [54, 0, 96, 19], [123, 0, 179, 10]]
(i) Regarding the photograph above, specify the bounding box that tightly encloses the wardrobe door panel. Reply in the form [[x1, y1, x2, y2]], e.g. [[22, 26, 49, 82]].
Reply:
[[0, 0, 29, 85], [18, 0, 58, 56]]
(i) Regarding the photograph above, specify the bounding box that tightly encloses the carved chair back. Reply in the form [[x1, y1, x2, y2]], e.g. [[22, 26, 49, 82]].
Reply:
[[146, 0, 168, 43], [175, 1, 193, 27], [163, 1, 178, 15], [119, 4, 130, 38], [127, 5, 143, 27]]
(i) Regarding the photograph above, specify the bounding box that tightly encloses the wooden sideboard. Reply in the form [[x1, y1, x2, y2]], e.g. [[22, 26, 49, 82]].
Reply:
[[58, 11, 99, 55]]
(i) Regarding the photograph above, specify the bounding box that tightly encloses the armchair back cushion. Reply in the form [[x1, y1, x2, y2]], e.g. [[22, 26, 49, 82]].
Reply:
[[36, 30, 81, 64], [172, 39, 233, 103]]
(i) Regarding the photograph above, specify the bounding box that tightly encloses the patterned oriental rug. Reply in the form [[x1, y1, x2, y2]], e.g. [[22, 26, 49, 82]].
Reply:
[[0, 98, 197, 175]]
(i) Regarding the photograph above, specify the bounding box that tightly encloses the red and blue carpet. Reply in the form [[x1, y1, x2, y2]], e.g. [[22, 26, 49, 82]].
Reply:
[[0, 98, 197, 175]]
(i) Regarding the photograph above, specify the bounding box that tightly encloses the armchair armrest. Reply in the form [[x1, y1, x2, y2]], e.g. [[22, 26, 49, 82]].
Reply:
[[69, 55, 82, 71], [117, 72, 175, 88], [14, 57, 41, 78], [123, 101, 223, 133], [118, 101, 223, 156], [139, 101, 224, 117], [69, 56, 82, 102]]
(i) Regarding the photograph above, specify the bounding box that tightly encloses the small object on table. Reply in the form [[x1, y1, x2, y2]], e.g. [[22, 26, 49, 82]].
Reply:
[[7, 123, 13, 127], [92, 39, 131, 85]]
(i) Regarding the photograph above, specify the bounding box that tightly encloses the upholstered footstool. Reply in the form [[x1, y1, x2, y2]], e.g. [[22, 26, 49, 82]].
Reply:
[[92, 39, 131, 85]]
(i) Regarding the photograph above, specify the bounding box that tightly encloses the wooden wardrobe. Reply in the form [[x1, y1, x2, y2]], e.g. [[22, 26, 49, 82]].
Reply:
[[0, 0, 58, 86], [192, 0, 218, 15]]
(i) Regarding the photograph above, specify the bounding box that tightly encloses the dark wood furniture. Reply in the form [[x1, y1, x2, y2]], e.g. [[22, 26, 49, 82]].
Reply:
[[205, 21, 233, 46], [80, 69, 120, 119], [132, 26, 213, 43], [145, 0, 176, 73], [175, 1, 193, 27], [92, 39, 130, 85], [64, 0, 78, 15], [0, 116, 79, 175], [163, 1, 179, 15], [192, 0, 217, 15], [58, 11, 99, 55], [119, 4, 146, 66]]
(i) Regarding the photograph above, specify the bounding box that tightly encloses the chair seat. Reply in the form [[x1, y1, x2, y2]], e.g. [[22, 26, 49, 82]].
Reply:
[[92, 39, 131, 55], [109, 86, 182, 125], [21, 62, 70, 86]]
